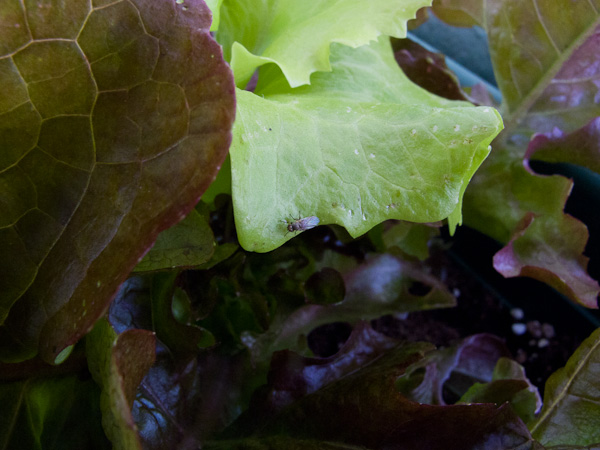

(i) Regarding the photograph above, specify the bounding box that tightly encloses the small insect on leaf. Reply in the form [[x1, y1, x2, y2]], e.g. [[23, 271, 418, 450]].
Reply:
[[285, 216, 320, 234]]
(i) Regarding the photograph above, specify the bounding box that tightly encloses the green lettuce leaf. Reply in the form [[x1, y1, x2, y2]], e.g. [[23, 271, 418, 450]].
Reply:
[[231, 36, 502, 251], [217, 0, 431, 88], [459, 357, 542, 424], [0, 0, 235, 363]]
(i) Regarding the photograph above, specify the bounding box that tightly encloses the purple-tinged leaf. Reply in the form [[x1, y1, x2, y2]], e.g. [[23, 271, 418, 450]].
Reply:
[[530, 328, 600, 447], [86, 319, 156, 450], [396, 334, 511, 405], [242, 254, 455, 363], [0, 0, 235, 363], [434, 1, 600, 130], [107, 275, 261, 448], [248, 321, 399, 418], [494, 211, 599, 308], [431, 0, 600, 306], [459, 357, 542, 424], [221, 340, 542, 450], [392, 38, 470, 102], [463, 144, 599, 306], [526, 119, 600, 176], [133, 344, 259, 449]]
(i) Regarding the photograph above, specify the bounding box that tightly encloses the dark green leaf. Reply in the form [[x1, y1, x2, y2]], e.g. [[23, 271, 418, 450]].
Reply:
[[459, 357, 541, 424], [134, 209, 215, 273], [0, 375, 109, 450], [150, 271, 216, 354]]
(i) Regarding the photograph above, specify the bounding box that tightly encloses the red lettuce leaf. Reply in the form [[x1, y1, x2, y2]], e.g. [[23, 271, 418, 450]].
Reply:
[[108, 275, 262, 448], [396, 333, 512, 405], [392, 38, 470, 102], [430, 1, 600, 306], [241, 254, 455, 363], [0, 0, 235, 363], [86, 319, 156, 450], [526, 118, 600, 176], [493, 210, 599, 308], [244, 321, 399, 419], [217, 335, 541, 450]]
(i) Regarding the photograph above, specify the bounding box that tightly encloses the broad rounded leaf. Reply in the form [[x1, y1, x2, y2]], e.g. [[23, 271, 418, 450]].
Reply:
[[0, 0, 235, 363], [217, 0, 432, 88]]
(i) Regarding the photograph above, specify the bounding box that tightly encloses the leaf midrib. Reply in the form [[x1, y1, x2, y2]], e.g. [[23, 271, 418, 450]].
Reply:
[[529, 329, 600, 438], [502, 8, 600, 132]]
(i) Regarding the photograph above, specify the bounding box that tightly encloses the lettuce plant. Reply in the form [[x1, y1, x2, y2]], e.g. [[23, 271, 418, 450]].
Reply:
[[1, 0, 600, 449]]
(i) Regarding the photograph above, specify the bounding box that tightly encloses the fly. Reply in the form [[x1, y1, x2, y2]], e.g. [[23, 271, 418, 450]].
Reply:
[[285, 215, 320, 234]]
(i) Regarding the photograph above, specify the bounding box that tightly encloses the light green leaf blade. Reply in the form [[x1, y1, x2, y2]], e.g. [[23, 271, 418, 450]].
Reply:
[[231, 38, 503, 252], [204, 0, 224, 31], [217, 0, 432, 88], [529, 328, 600, 447]]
